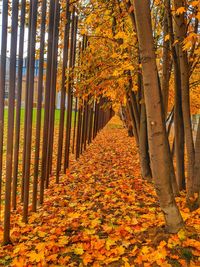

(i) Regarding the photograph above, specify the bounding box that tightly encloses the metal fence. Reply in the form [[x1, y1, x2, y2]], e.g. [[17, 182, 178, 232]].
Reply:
[[0, 0, 114, 245]]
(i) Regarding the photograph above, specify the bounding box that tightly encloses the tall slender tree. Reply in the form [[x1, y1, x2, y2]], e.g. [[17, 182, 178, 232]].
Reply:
[[132, 0, 184, 232]]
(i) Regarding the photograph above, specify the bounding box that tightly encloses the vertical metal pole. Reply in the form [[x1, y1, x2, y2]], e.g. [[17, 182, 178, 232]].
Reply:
[[45, 0, 60, 188], [23, 0, 38, 223], [56, 1, 71, 183], [88, 100, 94, 145], [80, 99, 85, 154], [64, 11, 78, 171], [75, 100, 82, 160], [40, 0, 55, 205], [21, 0, 33, 203], [72, 97, 78, 154], [32, 0, 47, 212], [3, 0, 19, 245], [72, 41, 82, 155], [12, 0, 26, 211], [0, 0, 8, 217], [84, 99, 89, 150], [81, 100, 87, 152]]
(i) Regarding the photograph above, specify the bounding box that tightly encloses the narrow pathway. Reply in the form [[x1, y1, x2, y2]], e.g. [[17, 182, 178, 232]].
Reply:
[[0, 117, 199, 267]]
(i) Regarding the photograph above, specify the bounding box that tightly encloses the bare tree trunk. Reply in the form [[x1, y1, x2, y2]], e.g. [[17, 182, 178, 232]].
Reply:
[[166, 0, 185, 191], [161, 9, 172, 117], [126, 94, 139, 146], [194, 118, 200, 193], [174, 0, 195, 196], [133, 0, 183, 233], [139, 96, 152, 181], [174, 74, 186, 190]]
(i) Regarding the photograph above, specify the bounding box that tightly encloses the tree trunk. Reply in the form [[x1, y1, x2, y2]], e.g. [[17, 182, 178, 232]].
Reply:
[[166, 0, 185, 191], [133, 0, 183, 233], [174, 0, 195, 196], [161, 9, 172, 118], [194, 118, 200, 193], [139, 97, 152, 181], [126, 95, 139, 146]]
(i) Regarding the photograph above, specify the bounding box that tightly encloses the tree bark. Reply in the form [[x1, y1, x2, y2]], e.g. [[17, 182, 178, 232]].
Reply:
[[161, 8, 172, 117], [194, 118, 200, 192], [139, 94, 152, 181], [174, 0, 195, 196], [133, 0, 183, 233], [166, 0, 185, 191], [126, 94, 139, 146]]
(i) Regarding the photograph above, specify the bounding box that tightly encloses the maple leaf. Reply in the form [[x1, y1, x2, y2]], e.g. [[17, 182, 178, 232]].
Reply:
[[37, 231, 46, 238], [141, 246, 150, 254], [28, 251, 45, 263], [106, 238, 116, 250], [82, 253, 93, 265], [74, 247, 84, 255], [177, 229, 186, 241], [58, 236, 69, 246], [105, 256, 120, 264], [122, 257, 131, 267], [35, 242, 46, 251], [11, 257, 26, 267], [130, 245, 138, 256], [46, 254, 58, 262], [117, 245, 125, 255]]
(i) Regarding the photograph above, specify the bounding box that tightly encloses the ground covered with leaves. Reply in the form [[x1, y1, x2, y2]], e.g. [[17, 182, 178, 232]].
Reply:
[[0, 117, 200, 266]]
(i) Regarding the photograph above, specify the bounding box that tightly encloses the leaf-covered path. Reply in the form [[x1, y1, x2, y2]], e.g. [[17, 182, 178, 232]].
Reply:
[[0, 117, 200, 266]]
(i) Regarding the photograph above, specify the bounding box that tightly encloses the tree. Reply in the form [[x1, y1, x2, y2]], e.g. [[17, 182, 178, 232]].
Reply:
[[132, 0, 184, 233]]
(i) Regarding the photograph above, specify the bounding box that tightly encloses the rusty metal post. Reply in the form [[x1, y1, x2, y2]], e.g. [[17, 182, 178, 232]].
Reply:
[[21, 0, 33, 203], [32, 0, 47, 212], [64, 11, 78, 171], [0, 0, 8, 216], [12, 0, 26, 211], [40, 0, 55, 205], [56, 1, 71, 183], [45, 0, 60, 188], [23, 0, 38, 223], [3, 0, 19, 245]]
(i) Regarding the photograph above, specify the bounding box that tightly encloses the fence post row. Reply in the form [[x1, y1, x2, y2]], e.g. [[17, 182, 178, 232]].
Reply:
[[0, 1, 114, 245]]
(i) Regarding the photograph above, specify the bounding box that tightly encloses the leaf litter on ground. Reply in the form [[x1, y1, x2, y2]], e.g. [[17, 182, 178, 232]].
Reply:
[[0, 116, 200, 266]]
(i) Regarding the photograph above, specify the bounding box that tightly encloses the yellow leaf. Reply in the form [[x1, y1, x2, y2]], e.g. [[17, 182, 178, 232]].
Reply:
[[106, 238, 116, 250], [190, 1, 199, 7], [58, 236, 69, 246], [82, 253, 93, 265], [46, 254, 58, 262], [117, 245, 125, 255], [35, 242, 46, 251], [37, 231, 46, 238], [68, 212, 80, 219], [105, 257, 120, 264], [11, 257, 26, 267], [176, 7, 186, 15], [173, 40, 179, 46], [131, 245, 138, 256], [74, 247, 84, 255], [91, 218, 101, 228], [164, 34, 170, 41], [177, 229, 186, 241], [141, 246, 150, 254], [122, 257, 131, 267], [28, 251, 45, 263]]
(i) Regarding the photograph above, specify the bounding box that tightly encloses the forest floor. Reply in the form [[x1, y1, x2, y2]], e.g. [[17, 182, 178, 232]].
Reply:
[[0, 116, 200, 267]]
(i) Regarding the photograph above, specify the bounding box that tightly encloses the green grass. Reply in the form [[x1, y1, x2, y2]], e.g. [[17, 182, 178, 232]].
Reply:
[[3, 108, 75, 126]]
